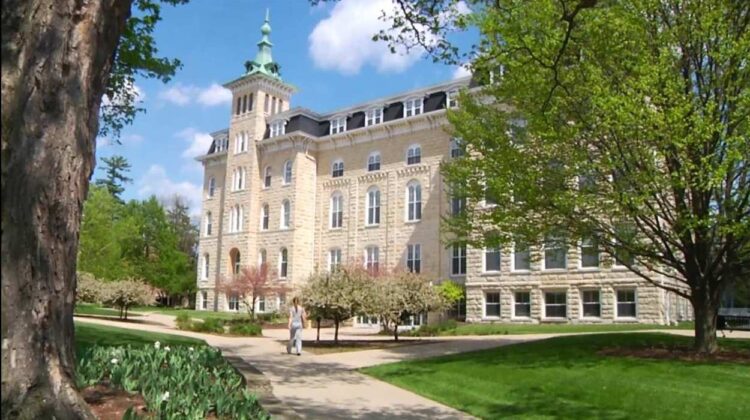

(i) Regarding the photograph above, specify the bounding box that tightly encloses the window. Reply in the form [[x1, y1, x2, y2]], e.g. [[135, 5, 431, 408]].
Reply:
[[258, 249, 267, 267], [201, 291, 208, 310], [215, 138, 227, 153], [330, 116, 346, 135], [330, 193, 343, 228], [277, 99, 283, 113], [365, 246, 379, 274], [248, 93, 254, 112], [229, 205, 244, 233], [367, 152, 381, 172], [235, 132, 247, 153], [484, 182, 497, 206], [513, 242, 531, 271], [365, 108, 383, 126], [228, 294, 239, 311], [451, 195, 465, 217], [279, 248, 288, 278], [544, 233, 567, 269], [271, 97, 277, 115], [582, 290, 601, 317], [328, 248, 342, 272], [332, 160, 344, 177], [280, 200, 290, 229], [447, 89, 458, 108], [514, 292, 531, 317], [614, 243, 634, 267], [264, 166, 272, 188], [205, 212, 212, 236], [617, 290, 637, 318], [484, 247, 501, 272], [451, 244, 467, 275], [258, 296, 266, 313], [406, 145, 422, 165], [406, 181, 422, 221], [242, 95, 247, 113], [545, 292, 567, 318], [403, 98, 423, 117], [202, 254, 209, 279], [264, 93, 270, 113], [207, 177, 216, 198], [283, 160, 293, 185], [235, 97, 241, 115], [450, 137, 464, 158], [580, 236, 600, 268], [366, 187, 380, 225], [485, 292, 500, 317], [261, 204, 269, 230], [233, 167, 246, 191], [270, 120, 285, 137], [232, 250, 241, 275], [407, 244, 421, 273]]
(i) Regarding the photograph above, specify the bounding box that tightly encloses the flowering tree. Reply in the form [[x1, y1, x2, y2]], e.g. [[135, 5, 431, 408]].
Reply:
[[102, 278, 155, 320], [219, 264, 286, 319]]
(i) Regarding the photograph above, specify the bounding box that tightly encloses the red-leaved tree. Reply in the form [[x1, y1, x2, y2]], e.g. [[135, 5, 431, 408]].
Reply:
[[219, 264, 287, 319]]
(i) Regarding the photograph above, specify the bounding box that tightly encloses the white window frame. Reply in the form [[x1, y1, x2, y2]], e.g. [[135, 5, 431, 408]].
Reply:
[[616, 289, 638, 319], [484, 291, 501, 318], [270, 120, 286, 138], [279, 248, 288, 279], [403, 97, 424, 117], [263, 166, 272, 188], [229, 205, 243, 233], [581, 290, 601, 318], [283, 160, 293, 185], [579, 236, 600, 269], [280, 200, 291, 229], [202, 254, 209, 280], [328, 248, 342, 272], [406, 243, 421, 273], [207, 177, 216, 198], [331, 159, 344, 177], [200, 291, 208, 310], [406, 181, 422, 222], [543, 234, 567, 270], [367, 152, 381, 172], [406, 144, 422, 165], [330, 192, 343, 229], [205, 212, 212, 236], [228, 294, 239, 312], [512, 242, 531, 272], [330, 116, 347, 135], [544, 291, 568, 319], [447, 89, 459, 108], [451, 244, 467, 276], [258, 249, 267, 267], [365, 107, 383, 126], [366, 187, 381, 226], [513, 291, 531, 318], [365, 246, 380, 274], [260, 204, 269, 231], [483, 247, 501, 273]]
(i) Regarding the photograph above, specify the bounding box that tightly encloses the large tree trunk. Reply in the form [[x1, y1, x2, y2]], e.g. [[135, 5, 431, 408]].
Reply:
[[693, 297, 719, 354], [1, 1, 132, 418]]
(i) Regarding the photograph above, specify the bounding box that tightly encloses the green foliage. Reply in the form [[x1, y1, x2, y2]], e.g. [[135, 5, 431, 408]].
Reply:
[[175, 315, 262, 336], [175, 312, 192, 330], [194, 317, 226, 334], [75, 343, 268, 419], [437, 280, 464, 305], [94, 155, 132, 200], [407, 320, 459, 337], [228, 322, 262, 337]]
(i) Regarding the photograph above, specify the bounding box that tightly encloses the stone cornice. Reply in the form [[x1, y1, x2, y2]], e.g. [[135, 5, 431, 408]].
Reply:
[[322, 178, 351, 189], [358, 171, 389, 183], [396, 164, 431, 178]]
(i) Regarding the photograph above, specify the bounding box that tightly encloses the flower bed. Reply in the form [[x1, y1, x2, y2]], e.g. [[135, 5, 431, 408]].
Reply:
[[76, 341, 268, 419]]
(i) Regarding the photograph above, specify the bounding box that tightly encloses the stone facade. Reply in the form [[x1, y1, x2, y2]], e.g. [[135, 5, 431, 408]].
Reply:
[[194, 16, 693, 325]]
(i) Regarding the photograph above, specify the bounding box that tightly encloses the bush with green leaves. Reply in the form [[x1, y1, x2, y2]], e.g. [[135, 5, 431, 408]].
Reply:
[[174, 312, 192, 330], [228, 322, 262, 337], [76, 342, 268, 419], [407, 320, 459, 337]]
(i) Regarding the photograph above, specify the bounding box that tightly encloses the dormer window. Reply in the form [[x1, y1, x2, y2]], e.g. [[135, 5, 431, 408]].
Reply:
[[447, 89, 459, 108], [270, 120, 286, 138], [330, 116, 347, 135], [404, 98, 423, 117], [365, 108, 383, 126]]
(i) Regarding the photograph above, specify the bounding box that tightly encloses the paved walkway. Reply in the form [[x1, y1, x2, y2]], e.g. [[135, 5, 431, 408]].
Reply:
[[75, 314, 750, 419]]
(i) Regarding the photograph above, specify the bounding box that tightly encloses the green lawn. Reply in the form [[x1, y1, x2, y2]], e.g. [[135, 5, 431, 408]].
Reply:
[[363, 333, 750, 420], [131, 306, 248, 321], [410, 321, 694, 336], [75, 322, 204, 356], [74, 303, 142, 317]]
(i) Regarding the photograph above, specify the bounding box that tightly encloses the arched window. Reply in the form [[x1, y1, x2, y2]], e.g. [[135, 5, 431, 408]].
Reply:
[[261, 204, 269, 230], [230, 205, 243, 233], [406, 181, 422, 222], [283, 160, 293, 185], [202, 254, 210, 279], [365, 246, 379, 274], [205, 211, 212, 236], [230, 248, 241, 275], [232, 168, 245, 191], [367, 152, 381, 172], [207, 177, 216, 198], [264, 166, 272, 188], [331, 160, 344, 178], [279, 248, 288, 278], [406, 144, 422, 165], [258, 249, 267, 267], [280, 200, 291, 229], [248, 93, 254, 111], [366, 187, 381, 225], [330, 192, 343, 228]]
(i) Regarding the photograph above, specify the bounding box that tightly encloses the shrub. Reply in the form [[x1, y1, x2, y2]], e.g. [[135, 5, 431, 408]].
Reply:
[[76, 272, 106, 304], [408, 320, 458, 337], [102, 278, 155, 320], [191, 317, 226, 334], [175, 312, 192, 330], [76, 343, 268, 419], [254, 312, 285, 323], [229, 322, 262, 337]]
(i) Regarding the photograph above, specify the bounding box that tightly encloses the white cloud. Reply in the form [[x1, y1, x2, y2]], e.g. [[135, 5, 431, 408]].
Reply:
[[138, 165, 203, 217], [308, 0, 425, 75], [452, 65, 472, 80], [197, 83, 232, 106], [158, 82, 231, 107], [102, 81, 145, 107], [176, 127, 214, 159]]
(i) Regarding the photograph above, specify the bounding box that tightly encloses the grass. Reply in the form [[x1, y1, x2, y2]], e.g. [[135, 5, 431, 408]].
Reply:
[[363, 333, 750, 420], [408, 321, 694, 336], [279, 339, 432, 355], [75, 322, 204, 356], [131, 306, 248, 321], [74, 303, 141, 318]]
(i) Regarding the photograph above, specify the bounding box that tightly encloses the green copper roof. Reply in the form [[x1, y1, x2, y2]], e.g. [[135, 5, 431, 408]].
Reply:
[[244, 9, 282, 80]]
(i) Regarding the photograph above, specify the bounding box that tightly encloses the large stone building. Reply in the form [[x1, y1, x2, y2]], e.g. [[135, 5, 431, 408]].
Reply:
[[196, 15, 692, 325]]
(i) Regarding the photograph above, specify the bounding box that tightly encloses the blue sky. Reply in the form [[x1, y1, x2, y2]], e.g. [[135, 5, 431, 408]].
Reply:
[[96, 0, 474, 216]]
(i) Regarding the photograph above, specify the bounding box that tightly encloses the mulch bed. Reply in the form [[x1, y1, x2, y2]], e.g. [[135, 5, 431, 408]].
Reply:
[[82, 384, 147, 419], [599, 346, 750, 363]]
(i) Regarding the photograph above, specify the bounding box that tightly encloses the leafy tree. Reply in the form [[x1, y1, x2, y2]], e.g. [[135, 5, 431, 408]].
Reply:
[[3, 1, 185, 414], [378, 0, 749, 354], [437, 280, 465, 319], [102, 278, 156, 320], [78, 186, 128, 280], [95, 155, 133, 200], [219, 264, 286, 320]]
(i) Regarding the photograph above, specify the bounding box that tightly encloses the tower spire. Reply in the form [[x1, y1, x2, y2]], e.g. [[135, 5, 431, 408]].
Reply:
[[244, 9, 281, 80]]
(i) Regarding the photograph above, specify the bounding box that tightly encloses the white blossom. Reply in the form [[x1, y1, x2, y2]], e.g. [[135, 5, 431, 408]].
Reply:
[[162, 391, 170, 401], [111, 358, 118, 365], [154, 341, 161, 349], [165, 346, 171, 352]]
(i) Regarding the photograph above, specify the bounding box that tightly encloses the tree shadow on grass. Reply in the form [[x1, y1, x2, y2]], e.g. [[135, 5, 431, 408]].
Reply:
[[484, 386, 630, 420]]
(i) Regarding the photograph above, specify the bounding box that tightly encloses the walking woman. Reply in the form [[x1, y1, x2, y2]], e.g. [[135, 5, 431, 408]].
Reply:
[[287, 297, 306, 356]]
